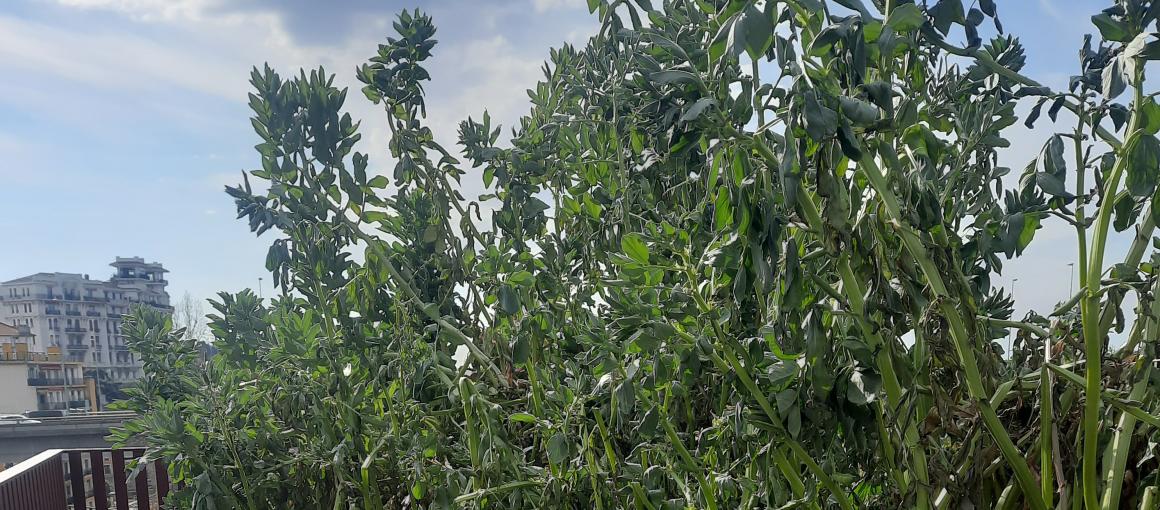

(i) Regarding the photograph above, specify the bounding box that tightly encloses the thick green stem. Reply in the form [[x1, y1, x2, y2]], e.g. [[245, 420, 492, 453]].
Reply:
[[1101, 278, 1159, 508], [857, 152, 1047, 510], [1081, 70, 1145, 509]]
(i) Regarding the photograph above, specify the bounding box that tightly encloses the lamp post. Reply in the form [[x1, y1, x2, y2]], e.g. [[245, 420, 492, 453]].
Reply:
[[1068, 262, 1075, 297], [258, 277, 264, 299], [1009, 278, 1019, 358]]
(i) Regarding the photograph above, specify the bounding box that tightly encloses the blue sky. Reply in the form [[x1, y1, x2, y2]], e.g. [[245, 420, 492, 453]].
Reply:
[[0, 0, 1134, 323]]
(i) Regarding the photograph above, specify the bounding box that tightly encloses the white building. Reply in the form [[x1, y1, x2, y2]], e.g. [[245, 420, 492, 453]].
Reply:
[[0, 257, 172, 388], [0, 322, 94, 414]]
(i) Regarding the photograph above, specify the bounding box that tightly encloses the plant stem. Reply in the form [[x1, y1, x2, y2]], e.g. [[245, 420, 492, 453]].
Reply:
[[1081, 67, 1144, 509], [856, 151, 1047, 510]]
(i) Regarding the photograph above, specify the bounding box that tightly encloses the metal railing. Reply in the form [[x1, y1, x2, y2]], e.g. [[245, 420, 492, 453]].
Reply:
[[1, 352, 63, 363], [27, 377, 69, 386], [0, 448, 170, 510]]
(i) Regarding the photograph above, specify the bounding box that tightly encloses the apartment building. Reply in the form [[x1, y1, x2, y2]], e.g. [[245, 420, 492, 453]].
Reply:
[[0, 322, 95, 414], [0, 257, 172, 394]]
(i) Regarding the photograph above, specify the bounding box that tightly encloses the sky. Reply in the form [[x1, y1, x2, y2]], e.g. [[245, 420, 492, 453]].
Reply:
[[0, 0, 1140, 328]]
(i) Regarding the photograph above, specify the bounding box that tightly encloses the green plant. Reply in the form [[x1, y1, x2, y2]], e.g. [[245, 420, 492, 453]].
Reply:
[[115, 1, 1160, 508]]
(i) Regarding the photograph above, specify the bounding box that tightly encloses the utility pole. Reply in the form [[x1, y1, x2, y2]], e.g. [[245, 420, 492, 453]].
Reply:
[[258, 277, 264, 300]]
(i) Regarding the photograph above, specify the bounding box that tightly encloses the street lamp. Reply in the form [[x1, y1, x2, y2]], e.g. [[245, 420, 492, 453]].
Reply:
[[1068, 262, 1075, 297], [1009, 278, 1019, 358]]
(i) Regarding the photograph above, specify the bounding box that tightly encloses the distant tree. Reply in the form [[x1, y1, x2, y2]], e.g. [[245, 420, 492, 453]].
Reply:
[[170, 291, 209, 343]]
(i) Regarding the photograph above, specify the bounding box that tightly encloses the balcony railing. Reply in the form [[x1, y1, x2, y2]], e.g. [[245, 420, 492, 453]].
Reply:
[[65, 311, 81, 316], [46, 309, 61, 315], [65, 344, 89, 352], [27, 377, 68, 386], [85, 311, 102, 317], [1, 352, 63, 363], [64, 327, 86, 333], [68, 400, 88, 408], [0, 448, 170, 510]]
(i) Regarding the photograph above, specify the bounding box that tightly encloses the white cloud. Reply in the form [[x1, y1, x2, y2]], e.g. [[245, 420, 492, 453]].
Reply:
[[52, 0, 214, 21], [531, 0, 586, 13]]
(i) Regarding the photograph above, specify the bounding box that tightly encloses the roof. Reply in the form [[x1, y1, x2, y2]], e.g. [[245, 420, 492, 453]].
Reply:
[[0, 322, 23, 337], [2, 272, 91, 285]]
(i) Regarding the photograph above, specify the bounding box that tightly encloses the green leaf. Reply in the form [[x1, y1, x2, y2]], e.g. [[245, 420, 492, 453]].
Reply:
[[621, 234, 650, 264], [1127, 133, 1160, 197], [679, 98, 716, 123], [509, 270, 535, 286], [1016, 212, 1041, 252], [787, 405, 801, 438], [638, 408, 659, 437], [649, 70, 700, 87], [846, 370, 881, 405], [1140, 97, 1160, 135], [1152, 188, 1160, 225], [1092, 13, 1131, 42], [367, 175, 389, 189], [886, 4, 924, 32], [1035, 172, 1070, 197], [837, 122, 863, 161], [1113, 192, 1138, 232], [802, 92, 838, 141], [839, 96, 878, 125], [1103, 56, 1127, 99], [513, 336, 530, 364], [1041, 134, 1066, 178], [740, 3, 773, 58], [715, 188, 734, 230], [509, 412, 537, 424], [498, 285, 520, 315], [547, 433, 569, 465]]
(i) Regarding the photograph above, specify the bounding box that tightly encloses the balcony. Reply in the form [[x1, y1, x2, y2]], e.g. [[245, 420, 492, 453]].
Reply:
[[27, 377, 68, 386], [0, 448, 170, 509], [85, 311, 102, 317], [45, 308, 61, 315], [66, 343, 89, 352], [2, 351, 62, 362], [83, 296, 108, 302], [111, 345, 130, 351], [106, 312, 122, 318], [64, 327, 86, 333], [65, 310, 81, 316]]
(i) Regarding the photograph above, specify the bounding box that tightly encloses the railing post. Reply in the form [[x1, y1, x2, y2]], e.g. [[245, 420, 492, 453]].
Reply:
[[111, 450, 129, 510], [90, 450, 108, 510], [67, 451, 85, 510], [154, 459, 169, 508]]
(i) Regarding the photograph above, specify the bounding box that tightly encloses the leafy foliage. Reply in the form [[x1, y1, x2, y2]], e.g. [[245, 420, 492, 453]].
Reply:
[[116, 1, 1160, 509]]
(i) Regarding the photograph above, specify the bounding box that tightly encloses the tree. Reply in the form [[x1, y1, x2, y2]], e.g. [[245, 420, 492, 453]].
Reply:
[[115, 2, 1160, 509], [171, 291, 209, 343]]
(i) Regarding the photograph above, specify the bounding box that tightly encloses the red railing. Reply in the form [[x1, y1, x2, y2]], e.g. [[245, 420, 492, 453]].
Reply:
[[0, 449, 169, 510]]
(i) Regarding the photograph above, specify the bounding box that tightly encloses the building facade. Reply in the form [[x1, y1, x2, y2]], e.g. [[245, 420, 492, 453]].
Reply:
[[0, 322, 94, 414], [0, 257, 171, 395]]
